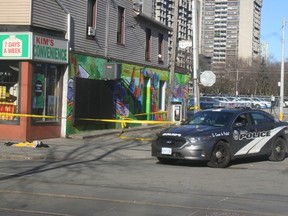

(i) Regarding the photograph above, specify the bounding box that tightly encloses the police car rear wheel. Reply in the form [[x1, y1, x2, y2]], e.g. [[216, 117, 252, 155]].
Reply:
[[207, 141, 231, 168], [269, 137, 287, 161]]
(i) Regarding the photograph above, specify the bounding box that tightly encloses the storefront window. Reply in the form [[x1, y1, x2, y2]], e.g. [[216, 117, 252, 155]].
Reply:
[[0, 61, 19, 122], [32, 63, 61, 123]]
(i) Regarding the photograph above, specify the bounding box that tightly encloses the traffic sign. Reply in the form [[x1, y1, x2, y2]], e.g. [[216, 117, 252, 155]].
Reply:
[[200, 71, 216, 87]]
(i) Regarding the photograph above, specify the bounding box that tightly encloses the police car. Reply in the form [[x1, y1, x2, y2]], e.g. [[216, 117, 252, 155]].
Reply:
[[152, 108, 288, 168]]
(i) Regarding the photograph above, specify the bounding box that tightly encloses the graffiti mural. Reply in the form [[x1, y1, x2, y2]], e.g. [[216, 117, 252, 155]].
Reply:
[[66, 53, 189, 136], [174, 73, 190, 99], [114, 81, 130, 118], [121, 64, 170, 121], [67, 53, 107, 135]]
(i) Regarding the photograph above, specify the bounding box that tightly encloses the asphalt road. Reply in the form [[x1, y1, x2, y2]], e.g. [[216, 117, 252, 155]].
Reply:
[[0, 135, 287, 216]]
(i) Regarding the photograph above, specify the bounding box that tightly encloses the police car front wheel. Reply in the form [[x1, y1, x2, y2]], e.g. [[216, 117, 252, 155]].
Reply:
[[269, 137, 287, 161], [207, 141, 231, 168]]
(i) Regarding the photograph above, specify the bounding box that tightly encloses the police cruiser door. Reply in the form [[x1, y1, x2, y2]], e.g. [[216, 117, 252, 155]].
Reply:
[[231, 113, 256, 157], [232, 111, 279, 157]]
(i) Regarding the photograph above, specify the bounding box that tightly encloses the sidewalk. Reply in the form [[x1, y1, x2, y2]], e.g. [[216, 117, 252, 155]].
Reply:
[[0, 124, 167, 161]]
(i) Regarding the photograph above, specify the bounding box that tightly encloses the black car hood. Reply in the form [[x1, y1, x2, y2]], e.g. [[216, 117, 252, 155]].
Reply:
[[159, 124, 224, 137]]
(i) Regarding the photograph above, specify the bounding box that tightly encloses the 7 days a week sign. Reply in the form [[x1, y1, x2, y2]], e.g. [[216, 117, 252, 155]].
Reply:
[[0, 32, 68, 64], [0, 32, 31, 59]]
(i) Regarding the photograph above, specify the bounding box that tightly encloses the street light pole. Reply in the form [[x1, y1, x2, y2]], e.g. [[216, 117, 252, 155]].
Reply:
[[235, 69, 239, 96], [166, 0, 179, 121], [279, 17, 286, 121], [192, 0, 199, 112]]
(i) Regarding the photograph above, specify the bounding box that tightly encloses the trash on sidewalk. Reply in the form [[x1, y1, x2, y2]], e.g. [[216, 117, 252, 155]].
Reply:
[[4, 140, 49, 148]]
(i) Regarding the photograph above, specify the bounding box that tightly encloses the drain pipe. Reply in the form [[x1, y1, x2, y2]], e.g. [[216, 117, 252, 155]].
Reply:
[[105, 0, 110, 57], [56, 0, 70, 137]]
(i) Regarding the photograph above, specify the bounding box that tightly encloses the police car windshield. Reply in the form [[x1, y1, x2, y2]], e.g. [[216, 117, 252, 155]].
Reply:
[[188, 111, 233, 127]]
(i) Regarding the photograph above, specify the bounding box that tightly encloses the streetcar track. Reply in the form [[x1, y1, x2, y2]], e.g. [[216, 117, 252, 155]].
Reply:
[[0, 161, 287, 215], [0, 176, 287, 204], [0, 189, 286, 216], [0, 207, 75, 216]]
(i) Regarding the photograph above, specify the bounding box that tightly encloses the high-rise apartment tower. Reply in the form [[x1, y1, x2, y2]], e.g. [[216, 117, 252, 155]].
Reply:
[[152, 0, 262, 69], [200, 0, 262, 66]]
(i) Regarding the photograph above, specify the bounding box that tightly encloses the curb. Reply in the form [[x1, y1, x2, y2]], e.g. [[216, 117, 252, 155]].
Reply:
[[0, 153, 47, 161], [68, 124, 166, 140]]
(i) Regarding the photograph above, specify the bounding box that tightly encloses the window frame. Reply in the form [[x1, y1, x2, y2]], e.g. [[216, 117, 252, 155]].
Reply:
[[31, 63, 62, 124], [158, 33, 164, 63], [117, 6, 125, 44], [0, 60, 20, 124], [251, 112, 275, 125], [87, 0, 97, 37], [145, 28, 152, 61]]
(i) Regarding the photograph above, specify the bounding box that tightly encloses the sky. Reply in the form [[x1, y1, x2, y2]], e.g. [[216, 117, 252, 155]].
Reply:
[[261, 0, 288, 62]]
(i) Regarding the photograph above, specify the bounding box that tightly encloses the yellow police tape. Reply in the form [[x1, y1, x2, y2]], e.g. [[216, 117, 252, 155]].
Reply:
[[188, 106, 201, 110], [118, 135, 154, 141], [0, 112, 58, 119], [79, 117, 174, 125], [0, 111, 174, 141], [0, 111, 175, 125]]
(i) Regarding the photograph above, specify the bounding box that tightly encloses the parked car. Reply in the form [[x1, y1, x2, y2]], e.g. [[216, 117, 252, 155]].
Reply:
[[251, 97, 271, 109], [200, 96, 226, 109], [187, 96, 226, 110], [229, 97, 253, 108], [225, 96, 237, 101], [284, 98, 288, 107], [212, 96, 238, 108], [152, 107, 288, 168]]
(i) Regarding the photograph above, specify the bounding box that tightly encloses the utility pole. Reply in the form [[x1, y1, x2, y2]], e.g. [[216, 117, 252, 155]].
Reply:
[[235, 69, 239, 96], [166, 0, 179, 121], [279, 17, 286, 121], [192, 0, 199, 112]]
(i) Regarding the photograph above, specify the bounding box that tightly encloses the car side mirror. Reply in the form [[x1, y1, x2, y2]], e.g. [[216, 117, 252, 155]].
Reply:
[[233, 122, 245, 127], [180, 119, 188, 125]]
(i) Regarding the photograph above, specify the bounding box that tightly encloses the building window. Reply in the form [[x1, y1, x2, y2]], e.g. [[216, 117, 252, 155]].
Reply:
[[32, 63, 62, 123], [87, 0, 97, 37], [158, 33, 164, 63], [117, 6, 125, 44], [145, 28, 151, 61], [0, 61, 19, 122]]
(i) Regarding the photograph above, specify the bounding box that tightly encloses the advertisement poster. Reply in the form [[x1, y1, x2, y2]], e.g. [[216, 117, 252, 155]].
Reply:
[[33, 73, 45, 110]]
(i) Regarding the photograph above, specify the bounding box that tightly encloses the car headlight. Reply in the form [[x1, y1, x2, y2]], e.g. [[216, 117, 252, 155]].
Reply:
[[187, 136, 211, 144]]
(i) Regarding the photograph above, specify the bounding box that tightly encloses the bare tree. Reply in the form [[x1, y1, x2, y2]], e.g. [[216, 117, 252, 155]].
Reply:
[[197, 56, 287, 97]]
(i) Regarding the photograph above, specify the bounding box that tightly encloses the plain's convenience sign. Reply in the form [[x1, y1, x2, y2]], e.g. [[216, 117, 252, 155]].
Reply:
[[33, 34, 68, 64], [0, 33, 31, 59]]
